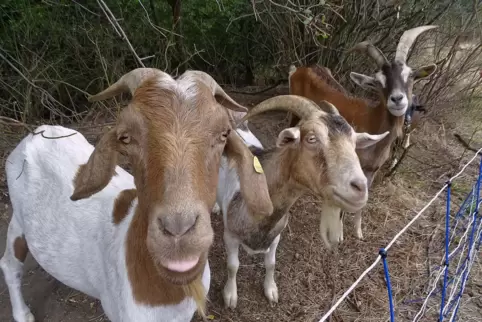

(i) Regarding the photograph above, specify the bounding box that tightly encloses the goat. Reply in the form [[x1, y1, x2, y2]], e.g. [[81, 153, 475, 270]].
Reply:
[[0, 68, 273, 322], [216, 95, 389, 308], [289, 26, 438, 242]]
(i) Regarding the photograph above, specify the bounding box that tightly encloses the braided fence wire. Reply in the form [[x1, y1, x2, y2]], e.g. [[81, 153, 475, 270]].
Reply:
[[318, 148, 482, 322]]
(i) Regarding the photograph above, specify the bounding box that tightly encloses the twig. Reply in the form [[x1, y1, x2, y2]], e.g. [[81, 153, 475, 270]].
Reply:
[[454, 133, 482, 155], [96, 0, 146, 67], [385, 143, 415, 178], [32, 130, 77, 140], [16, 160, 26, 180], [229, 80, 284, 95], [0, 116, 33, 132], [71, 0, 100, 16]]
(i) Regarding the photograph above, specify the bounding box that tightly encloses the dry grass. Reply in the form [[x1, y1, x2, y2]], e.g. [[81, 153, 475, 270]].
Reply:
[[0, 87, 481, 322]]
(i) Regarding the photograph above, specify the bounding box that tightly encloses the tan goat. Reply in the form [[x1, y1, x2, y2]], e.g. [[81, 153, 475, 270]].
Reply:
[[216, 95, 389, 308]]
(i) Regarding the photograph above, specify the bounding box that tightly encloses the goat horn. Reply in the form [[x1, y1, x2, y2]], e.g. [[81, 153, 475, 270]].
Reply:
[[239, 95, 320, 124], [88, 68, 171, 102], [395, 25, 438, 63], [348, 41, 388, 68], [318, 100, 340, 115], [181, 70, 247, 112]]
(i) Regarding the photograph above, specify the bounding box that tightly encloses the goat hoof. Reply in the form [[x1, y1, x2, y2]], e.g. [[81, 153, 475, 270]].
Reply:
[[26, 312, 35, 322], [14, 311, 35, 322], [211, 203, 221, 214], [264, 283, 279, 304], [223, 285, 238, 309]]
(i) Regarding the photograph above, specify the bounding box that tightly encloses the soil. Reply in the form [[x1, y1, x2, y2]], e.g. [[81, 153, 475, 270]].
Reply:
[[1, 86, 481, 322]]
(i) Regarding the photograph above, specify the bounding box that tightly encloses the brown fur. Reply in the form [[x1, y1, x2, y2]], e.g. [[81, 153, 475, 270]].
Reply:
[[112, 189, 137, 224], [125, 206, 207, 310], [13, 235, 28, 262], [70, 71, 273, 310]]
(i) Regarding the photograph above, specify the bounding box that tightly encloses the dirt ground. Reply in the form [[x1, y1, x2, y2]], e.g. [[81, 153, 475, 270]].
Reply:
[[1, 86, 482, 322]]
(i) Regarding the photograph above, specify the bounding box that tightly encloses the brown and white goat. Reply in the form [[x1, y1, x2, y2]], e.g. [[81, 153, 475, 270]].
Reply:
[[0, 68, 273, 322], [216, 95, 389, 308], [289, 26, 438, 242]]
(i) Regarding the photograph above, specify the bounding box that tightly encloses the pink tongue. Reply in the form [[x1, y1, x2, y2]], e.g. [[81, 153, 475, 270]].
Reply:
[[166, 257, 199, 272]]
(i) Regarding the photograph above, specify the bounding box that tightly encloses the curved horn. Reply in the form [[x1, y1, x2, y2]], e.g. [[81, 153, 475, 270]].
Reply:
[[318, 100, 340, 115], [180, 70, 247, 112], [88, 68, 172, 102], [239, 95, 321, 124], [348, 41, 388, 68], [395, 25, 438, 63]]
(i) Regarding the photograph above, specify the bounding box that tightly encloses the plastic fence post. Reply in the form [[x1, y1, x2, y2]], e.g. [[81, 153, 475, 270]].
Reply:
[[439, 181, 452, 321], [451, 156, 482, 321], [380, 248, 395, 322]]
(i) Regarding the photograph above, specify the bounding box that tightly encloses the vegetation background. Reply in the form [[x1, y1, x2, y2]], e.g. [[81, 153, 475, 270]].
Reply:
[[0, 1, 481, 322]]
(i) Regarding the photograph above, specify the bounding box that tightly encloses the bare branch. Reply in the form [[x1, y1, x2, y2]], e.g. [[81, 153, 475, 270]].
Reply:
[[96, 0, 146, 67]]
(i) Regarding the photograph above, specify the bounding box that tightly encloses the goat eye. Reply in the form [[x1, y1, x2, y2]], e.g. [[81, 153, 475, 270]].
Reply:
[[221, 129, 231, 141], [119, 135, 131, 144], [307, 135, 317, 144]]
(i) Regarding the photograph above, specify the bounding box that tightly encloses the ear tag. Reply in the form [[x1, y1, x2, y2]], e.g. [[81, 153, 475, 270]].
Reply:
[[253, 156, 264, 174]]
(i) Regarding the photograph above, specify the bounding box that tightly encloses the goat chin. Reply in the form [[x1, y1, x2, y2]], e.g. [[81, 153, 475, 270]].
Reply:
[[319, 203, 343, 249]]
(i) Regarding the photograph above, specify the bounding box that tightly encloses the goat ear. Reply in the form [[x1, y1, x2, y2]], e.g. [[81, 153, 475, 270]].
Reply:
[[224, 131, 273, 218], [412, 64, 437, 80], [70, 128, 119, 201], [276, 127, 300, 147], [355, 131, 389, 149], [350, 72, 379, 90]]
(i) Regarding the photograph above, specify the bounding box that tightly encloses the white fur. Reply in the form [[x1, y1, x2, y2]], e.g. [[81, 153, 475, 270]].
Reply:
[[387, 88, 408, 116], [0, 125, 210, 322], [375, 71, 386, 87], [401, 64, 412, 82], [319, 204, 344, 248]]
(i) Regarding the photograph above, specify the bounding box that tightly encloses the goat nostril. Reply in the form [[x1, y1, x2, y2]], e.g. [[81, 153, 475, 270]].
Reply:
[[158, 214, 198, 237], [350, 179, 366, 193], [158, 218, 173, 236], [391, 95, 403, 103]]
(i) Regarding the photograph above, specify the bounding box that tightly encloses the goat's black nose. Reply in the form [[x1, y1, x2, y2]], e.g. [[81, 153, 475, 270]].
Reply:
[[390, 94, 404, 103]]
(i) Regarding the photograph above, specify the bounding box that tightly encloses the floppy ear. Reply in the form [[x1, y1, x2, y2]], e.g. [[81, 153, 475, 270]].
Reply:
[[224, 131, 273, 218], [350, 72, 380, 90], [355, 131, 390, 149], [70, 128, 119, 201]]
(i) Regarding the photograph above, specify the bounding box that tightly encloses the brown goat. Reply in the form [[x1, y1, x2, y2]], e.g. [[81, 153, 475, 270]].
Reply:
[[0, 68, 273, 322], [289, 26, 438, 241]]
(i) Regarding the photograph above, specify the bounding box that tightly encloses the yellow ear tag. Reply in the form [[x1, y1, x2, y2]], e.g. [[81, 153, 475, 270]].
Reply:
[[253, 156, 264, 174]]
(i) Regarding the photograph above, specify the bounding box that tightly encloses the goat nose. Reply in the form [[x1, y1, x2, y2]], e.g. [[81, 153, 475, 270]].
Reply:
[[391, 94, 404, 103], [350, 178, 367, 194], [158, 214, 198, 237]]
